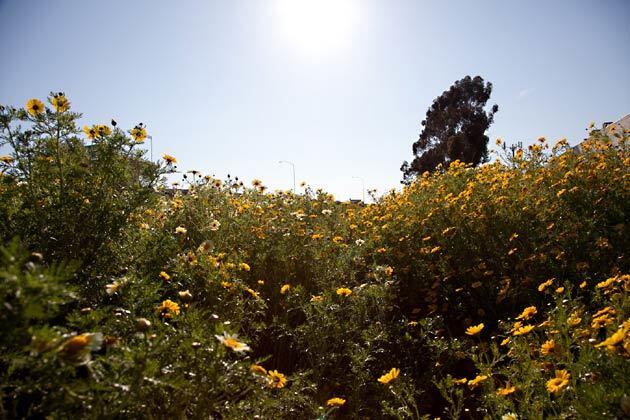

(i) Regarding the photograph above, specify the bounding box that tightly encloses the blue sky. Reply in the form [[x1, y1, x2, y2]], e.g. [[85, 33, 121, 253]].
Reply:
[[1, 0, 629, 200]]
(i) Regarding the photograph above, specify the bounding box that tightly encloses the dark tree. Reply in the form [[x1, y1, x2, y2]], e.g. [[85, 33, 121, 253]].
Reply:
[[401, 75, 498, 183]]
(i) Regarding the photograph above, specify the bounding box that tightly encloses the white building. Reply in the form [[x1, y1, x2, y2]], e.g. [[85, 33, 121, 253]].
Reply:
[[573, 113, 629, 153]]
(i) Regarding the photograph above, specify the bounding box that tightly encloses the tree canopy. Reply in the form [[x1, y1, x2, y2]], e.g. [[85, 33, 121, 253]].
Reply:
[[401, 75, 498, 183]]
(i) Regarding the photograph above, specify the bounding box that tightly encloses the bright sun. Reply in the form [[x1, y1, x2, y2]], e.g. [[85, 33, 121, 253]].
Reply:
[[274, 0, 358, 57]]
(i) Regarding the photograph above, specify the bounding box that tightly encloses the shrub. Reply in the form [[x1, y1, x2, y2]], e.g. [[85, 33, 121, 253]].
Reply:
[[0, 96, 164, 295], [0, 95, 628, 418]]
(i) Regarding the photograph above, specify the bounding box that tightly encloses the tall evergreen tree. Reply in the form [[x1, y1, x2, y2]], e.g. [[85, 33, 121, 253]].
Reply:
[[401, 75, 498, 183]]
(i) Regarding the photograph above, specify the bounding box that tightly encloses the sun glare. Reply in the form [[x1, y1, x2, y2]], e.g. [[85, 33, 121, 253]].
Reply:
[[274, 0, 358, 57]]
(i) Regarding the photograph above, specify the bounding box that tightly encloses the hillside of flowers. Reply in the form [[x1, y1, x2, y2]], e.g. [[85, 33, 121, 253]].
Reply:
[[1, 94, 628, 419]]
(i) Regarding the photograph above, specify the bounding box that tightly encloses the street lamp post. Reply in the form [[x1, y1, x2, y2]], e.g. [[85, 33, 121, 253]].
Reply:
[[352, 176, 365, 203], [148, 135, 153, 161], [279, 160, 296, 193]]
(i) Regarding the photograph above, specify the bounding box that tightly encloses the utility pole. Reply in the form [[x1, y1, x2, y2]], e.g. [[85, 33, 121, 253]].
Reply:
[[279, 160, 296, 193], [502, 141, 523, 159]]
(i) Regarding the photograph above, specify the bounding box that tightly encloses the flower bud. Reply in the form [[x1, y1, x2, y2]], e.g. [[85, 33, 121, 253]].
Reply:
[[178, 290, 193, 302], [136, 318, 151, 331]]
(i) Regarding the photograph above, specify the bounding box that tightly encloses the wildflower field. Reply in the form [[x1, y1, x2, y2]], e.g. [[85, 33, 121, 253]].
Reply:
[[1, 95, 629, 419]]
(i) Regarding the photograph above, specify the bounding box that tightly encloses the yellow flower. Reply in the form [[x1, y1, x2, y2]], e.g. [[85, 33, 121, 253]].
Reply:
[[453, 377, 468, 385], [541, 339, 555, 355], [593, 306, 615, 318], [596, 276, 616, 290], [595, 276, 625, 293], [378, 367, 400, 385], [130, 124, 147, 142], [500, 337, 511, 346], [267, 370, 287, 388], [384, 266, 394, 276], [215, 332, 250, 352], [159, 271, 171, 281], [83, 125, 97, 140], [26, 98, 45, 115], [591, 314, 614, 329], [336, 287, 352, 297], [51, 93, 70, 112], [567, 312, 582, 327], [546, 370, 570, 394], [538, 278, 554, 292], [468, 374, 488, 389], [516, 305, 537, 320], [496, 385, 516, 396], [250, 364, 267, 375], [465, 323, 484, 336], [326, 397, 346, 407], [158, 299, 180, 318], [58, 332, 103, 364], [95, 124, 111, 136], [442, 226, 455, 235], [555, 286, 565, 294], [245, 288, 260, 299], [310, 295, 323, 302], [239, 262, 251, 272], [175, 226, 187, 234], [162, 154, 177, 164], [221, 281, 234, 289], [280, 284, 290, 294], [513, 325, 535, 336], [60, 334, 89, 354], [595, 326, 626, 350]]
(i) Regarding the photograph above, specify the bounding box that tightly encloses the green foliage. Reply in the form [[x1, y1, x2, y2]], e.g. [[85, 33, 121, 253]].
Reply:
[[464, 280, 629, 419], [373, 134, 629, 332], [0, 98, 163, 285], [0, 95, 628, 418]]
